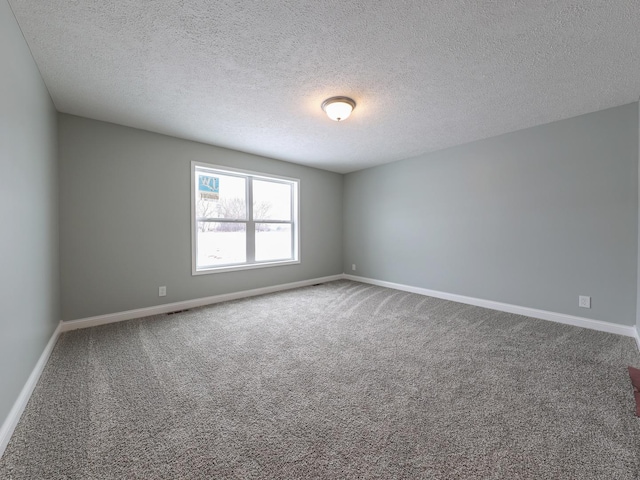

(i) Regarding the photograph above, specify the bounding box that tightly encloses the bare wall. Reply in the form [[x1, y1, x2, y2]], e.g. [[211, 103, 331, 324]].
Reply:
[[58, 114, 343, 320], [344, 103, 638, 326], [637, 101, 640, 333], [0, 0, 59, 424]]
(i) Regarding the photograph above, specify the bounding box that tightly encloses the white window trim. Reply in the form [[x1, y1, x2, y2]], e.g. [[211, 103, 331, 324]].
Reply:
[[191, 161, 300, 275]]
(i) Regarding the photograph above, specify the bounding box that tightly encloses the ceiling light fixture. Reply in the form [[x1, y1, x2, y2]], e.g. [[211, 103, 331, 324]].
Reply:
[[321, 96, 356, 122]]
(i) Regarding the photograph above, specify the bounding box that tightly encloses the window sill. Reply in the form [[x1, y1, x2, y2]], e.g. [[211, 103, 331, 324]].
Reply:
[[192, 259, 300, 275]]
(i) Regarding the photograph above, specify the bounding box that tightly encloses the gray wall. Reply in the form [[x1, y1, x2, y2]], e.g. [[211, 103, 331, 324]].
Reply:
[[637, 102, 640, 333], [59, 114, 343, 320], [344, 103, 639, 326], [0, 0, 59, 424]]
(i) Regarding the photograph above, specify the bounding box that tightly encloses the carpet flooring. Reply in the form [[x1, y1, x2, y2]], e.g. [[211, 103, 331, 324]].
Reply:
[[1, 280, 639, 479]]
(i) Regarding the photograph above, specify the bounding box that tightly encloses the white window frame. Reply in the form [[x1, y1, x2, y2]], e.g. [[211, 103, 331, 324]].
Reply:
[[191, 161, 300, 275]]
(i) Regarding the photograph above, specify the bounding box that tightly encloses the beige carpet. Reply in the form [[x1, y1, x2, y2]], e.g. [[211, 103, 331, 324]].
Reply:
[[1, 280, 639, 479]]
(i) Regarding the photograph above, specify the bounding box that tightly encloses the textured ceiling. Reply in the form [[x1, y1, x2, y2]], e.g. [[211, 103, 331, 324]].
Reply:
[[8, 0, 640, 173]]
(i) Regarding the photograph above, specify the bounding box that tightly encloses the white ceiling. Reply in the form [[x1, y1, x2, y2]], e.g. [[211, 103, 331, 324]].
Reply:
[[8, 1, 640, 173]]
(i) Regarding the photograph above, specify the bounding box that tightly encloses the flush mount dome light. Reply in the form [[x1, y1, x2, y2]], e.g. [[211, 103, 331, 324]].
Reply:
[[321, 96, 356, 121]]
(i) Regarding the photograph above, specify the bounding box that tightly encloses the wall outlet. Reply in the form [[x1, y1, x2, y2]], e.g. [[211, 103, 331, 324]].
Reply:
[[159, 286, 167, 297], [352, 264, 356, 271], [578, 295, 591, 308]]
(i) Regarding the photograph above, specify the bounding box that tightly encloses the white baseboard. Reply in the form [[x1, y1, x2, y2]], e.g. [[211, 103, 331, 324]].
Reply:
[[634, 326, 640, 353], [0, 321, 62, 459], [60, 274, 344, 332], [344, 274, 638, 340]]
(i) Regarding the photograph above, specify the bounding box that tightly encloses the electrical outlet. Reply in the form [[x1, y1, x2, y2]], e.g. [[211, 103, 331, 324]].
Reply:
[[352, 264, 356, 271], [159, 286, 167, 297], [578, 295, 590, 308]]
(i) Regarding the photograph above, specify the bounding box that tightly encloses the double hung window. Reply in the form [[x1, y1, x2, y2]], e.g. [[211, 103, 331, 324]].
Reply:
[[192, 162, 299, 274]]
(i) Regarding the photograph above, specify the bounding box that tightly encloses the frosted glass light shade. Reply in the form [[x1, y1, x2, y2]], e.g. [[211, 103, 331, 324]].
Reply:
[[321, 97, 356, 121]]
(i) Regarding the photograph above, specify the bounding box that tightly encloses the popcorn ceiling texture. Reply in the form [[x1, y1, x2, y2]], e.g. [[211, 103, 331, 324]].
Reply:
[[7, 0, 640, 173]]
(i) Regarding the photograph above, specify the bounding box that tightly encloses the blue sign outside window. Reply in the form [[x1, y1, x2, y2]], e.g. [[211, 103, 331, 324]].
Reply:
[[199, 175, 219, 193]]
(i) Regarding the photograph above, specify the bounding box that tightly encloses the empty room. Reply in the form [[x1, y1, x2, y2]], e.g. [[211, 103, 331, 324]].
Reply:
[[2, 1, 640, 478]]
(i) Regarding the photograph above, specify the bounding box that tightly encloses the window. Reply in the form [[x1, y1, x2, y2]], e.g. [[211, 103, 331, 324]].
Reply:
[[191, 162, 299, 274]]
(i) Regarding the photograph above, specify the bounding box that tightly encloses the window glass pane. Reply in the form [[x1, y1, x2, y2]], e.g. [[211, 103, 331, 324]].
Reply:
[[255, 223, 292, 262], [196, 171, 247, 220], [253, 180, 292, 221], [197, 222, 246, 267]]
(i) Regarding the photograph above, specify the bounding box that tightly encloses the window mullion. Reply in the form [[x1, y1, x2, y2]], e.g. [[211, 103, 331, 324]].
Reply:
[[246, 176, 256, 263], [290, 183, 295, 259]]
